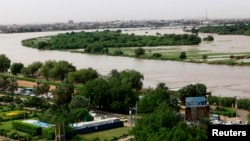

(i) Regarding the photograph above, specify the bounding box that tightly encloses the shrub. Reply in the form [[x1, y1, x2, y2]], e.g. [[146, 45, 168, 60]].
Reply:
[[152, 53, 162, 58], [113, 50, 123, 56], [203, 35, 214, 41], [12, 121, 42, 135], [202, 54, 207, 60], [42, 128, 55, 140], [212, 107, 236, 117], [179, 52, 186, 59]]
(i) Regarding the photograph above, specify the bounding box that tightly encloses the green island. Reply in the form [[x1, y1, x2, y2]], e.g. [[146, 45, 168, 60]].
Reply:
[[21, 26, 250, 67]]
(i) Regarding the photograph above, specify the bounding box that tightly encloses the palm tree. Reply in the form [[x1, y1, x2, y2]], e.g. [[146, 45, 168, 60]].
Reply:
[[52, 78, 74, 107], [6, 77, 18, 98], [40, 82, 50, 100], [0, 75, 10, 92], [33, 80, 51, 100], [33, 80, 42, 97]]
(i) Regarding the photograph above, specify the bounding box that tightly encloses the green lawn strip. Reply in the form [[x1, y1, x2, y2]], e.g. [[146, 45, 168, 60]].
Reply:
[[0, 119, 30, 136], [73, 127, 130, 141], [0, 92, 32, 100]]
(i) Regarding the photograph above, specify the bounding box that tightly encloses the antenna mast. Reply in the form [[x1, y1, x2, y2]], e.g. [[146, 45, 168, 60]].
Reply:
[[206, 8, 207, 21]]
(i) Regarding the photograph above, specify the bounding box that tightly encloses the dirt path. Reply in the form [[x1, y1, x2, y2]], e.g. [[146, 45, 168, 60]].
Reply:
[[17, 80, 56, 91]]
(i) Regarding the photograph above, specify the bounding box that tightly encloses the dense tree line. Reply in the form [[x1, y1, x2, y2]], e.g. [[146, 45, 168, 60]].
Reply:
[[132, 85, 208, 141], [22, 30, 201, 54], [199, 23, 250, 36]]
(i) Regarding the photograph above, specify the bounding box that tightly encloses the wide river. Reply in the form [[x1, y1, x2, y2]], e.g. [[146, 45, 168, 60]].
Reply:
[[1, 27, 250, 98]]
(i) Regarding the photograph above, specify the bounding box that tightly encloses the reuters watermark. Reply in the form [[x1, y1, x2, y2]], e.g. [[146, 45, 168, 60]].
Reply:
[[208, 125, 250, 140]]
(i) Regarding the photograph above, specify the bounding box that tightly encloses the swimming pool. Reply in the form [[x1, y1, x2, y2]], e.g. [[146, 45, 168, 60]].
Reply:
[[22, 119, 53, 128]]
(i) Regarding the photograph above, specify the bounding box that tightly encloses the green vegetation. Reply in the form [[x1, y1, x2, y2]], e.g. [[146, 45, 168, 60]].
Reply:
[[199, 23, 250, 36], [12, 121, 42, 135], [211, 107, 236, 117], [21, 30, 201, 52], [133, 83, 209, 141], [8, 24, 250, 69], [203, 35, 214, 41]]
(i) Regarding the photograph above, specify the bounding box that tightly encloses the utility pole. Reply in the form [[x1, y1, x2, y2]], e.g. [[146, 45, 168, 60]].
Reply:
[[235, 96, 238, 118], [135, 101, 137, 125], [206, 8, 207, 21], [129, 110, 132, 130]]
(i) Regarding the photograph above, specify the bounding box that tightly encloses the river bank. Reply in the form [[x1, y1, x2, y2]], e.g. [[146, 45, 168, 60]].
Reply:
[[1, 28, 250, 98]]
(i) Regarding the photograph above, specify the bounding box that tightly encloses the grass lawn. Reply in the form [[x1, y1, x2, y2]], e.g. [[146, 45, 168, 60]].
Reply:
[[72, 127, 130, 141], [0, 119, 30, 136]]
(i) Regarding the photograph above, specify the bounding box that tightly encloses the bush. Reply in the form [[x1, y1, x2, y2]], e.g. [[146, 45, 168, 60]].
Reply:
[[179, 52, 186, 59], [12, 121, 42, 135], [203, 35, 214, 41], [42, 128, 55, 140], [202, 54, 207, 60], [113, 50, 124, 56], [152, 53, 162, 58], [212, 107, 236, 117]]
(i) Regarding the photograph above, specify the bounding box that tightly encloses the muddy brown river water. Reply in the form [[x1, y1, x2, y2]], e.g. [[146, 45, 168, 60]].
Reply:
[[1, 27, 250, 98]]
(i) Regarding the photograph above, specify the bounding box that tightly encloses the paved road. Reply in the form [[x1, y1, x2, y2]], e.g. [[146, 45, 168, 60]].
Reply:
[[210, 105, 249, 123]]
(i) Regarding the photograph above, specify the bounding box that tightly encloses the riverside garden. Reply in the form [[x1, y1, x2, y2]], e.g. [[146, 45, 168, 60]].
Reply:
[[0, 54, 250, 140], [0, 24, 250, 141]]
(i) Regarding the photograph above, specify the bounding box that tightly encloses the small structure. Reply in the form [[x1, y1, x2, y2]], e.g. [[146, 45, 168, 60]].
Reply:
[[72, 117, 124, 134], [184, 96, 210, 122]]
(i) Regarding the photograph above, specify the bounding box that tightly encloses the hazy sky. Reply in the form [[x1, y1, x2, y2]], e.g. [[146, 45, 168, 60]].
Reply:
[[1, 0, 250, 24]]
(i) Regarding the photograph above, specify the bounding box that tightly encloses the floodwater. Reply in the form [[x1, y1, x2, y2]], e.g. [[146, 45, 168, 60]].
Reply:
[[0, 28, 250, 98]]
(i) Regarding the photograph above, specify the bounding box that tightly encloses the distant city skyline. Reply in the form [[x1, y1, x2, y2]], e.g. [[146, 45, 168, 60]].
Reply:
[[1, 0, 250, 25]]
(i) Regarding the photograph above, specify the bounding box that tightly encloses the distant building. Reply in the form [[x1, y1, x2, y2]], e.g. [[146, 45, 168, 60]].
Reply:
[[68, 20, 74, 24]]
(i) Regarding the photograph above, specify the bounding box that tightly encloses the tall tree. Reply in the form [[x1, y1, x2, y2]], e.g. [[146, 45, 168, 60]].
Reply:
[[178, 83, 207, 105], [33, 81, 50, 99], [69, 95, 89, 109], [6, 77, 18, 98], [132, 103, 182, 141], [80, 78, 110, 110], [10, 62, 24, 75], [51, 60, 76, 82], [134, 47, 145, 57], [137, 87, 170, 114], [52, 78, 74, 107], [0, 54, 11, 72], [67, 67, 98, 84], [0, 75, 9, 91], [119, 69, 144, 91], [39, 60, 57, 80], [27, 61, 43, 77]]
